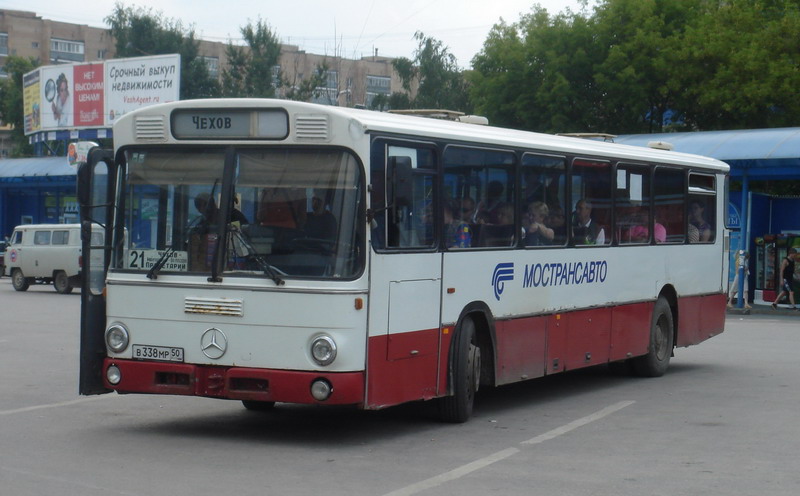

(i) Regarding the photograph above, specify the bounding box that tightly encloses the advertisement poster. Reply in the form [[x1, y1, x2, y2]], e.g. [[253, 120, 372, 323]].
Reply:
[[73, 63, 104, 127], [22, 70, 41, 134], [22, 54, 180, 135], [105, 54, 180, 125], [40, 65, 75, 129]]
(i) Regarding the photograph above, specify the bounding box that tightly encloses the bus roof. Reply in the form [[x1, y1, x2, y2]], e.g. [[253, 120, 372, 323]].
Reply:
[[118, 99, 730, 173]]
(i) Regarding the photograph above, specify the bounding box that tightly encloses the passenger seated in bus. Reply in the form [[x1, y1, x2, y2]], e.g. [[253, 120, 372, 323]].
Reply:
[[304, 190, 337, 241], [623, 205, 665, 243], [478, 202, 514, 247], [459, 196, 476, 223], [476, 181, 505, 218], [572, 199, 605, 245], [444, 201, 472, 248], [546, 205, 567, 244], [523, 201, 554, 246], [257, 187, 307, 229], [193, 192, 219, 234], [689, 200, 712, 242]]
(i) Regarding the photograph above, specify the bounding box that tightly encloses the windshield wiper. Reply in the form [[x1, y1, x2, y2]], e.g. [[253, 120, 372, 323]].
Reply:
[[232, 229, 285, 286], [146, 245, 175, 280]]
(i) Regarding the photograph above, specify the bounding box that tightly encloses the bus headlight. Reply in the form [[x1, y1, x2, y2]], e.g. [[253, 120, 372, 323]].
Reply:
[[106, 365, 122, 385], [310, 379, 333, 401], [105, 323, 130, 353], [310, 335, 337, 366]]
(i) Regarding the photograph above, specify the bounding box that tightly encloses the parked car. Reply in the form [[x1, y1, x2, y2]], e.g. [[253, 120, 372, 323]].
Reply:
[[6, 224, 89, 293]]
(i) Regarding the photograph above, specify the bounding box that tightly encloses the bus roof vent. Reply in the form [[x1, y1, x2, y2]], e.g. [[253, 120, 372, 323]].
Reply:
[[648, 140, 674, 151], [185, 296, 244, 317], [294, 114, 330, 141], [135, 115, 167, 142]]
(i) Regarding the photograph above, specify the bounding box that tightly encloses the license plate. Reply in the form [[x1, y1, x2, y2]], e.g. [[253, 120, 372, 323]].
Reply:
[[131, 344, 184, 362]]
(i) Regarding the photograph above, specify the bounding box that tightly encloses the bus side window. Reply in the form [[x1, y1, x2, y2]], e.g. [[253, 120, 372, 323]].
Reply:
[[522, 153, 566, 247], [443, 146, 515, 249], [383, 145, 437, 250], [688, 173, 716, 243], [615, 164, 651, 245], [655, 168, 685, 243], [571, 159, 611, 246]]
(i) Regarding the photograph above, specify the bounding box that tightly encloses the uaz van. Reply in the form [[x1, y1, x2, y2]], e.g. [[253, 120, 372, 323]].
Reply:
[[6, 224, 99, 294]]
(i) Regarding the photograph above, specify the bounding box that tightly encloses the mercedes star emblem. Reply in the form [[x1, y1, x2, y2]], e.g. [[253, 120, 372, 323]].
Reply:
[[200, 328, 228, 359]]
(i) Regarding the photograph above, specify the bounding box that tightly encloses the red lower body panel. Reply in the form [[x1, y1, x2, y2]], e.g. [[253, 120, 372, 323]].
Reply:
[[104, 359, 365, 406], [104, 294, 724, 411]]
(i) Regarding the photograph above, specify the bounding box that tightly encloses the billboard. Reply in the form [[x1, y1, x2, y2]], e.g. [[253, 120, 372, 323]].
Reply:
[[23, 54, 180, 135]]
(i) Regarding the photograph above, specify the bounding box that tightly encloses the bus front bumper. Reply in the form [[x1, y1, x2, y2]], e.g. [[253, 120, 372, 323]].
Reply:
[[103, 358, 365, 406]]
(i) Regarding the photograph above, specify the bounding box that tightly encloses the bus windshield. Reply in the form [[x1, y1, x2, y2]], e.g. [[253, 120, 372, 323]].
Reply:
[[118, 147, 363, 279]]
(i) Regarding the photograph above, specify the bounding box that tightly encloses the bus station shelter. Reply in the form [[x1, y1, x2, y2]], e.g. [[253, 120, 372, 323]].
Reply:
[[616, 127, 800, 304], [0, 156, 77, 239]]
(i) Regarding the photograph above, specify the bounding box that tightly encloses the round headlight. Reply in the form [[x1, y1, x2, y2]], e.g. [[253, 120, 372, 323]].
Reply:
[[310, 379, 333, 401], [105, 323, 130, 353], [310, 335, 337, 366], [106, 365, 121, 385]]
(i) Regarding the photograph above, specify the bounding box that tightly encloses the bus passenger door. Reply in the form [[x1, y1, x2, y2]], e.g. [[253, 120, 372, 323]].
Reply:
[[367, 147, 442, 408], [78, 147, 116, 395]]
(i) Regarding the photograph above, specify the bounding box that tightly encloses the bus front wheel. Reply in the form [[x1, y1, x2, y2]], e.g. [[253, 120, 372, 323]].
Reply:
[[439, 316, 481, 423], [632, 297, 674, 377]]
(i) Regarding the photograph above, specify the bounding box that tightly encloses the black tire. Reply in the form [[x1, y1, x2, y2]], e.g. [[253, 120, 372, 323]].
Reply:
[[11, 269, 29, 292], [439, 316, 481, 423], [632, 297, 674, 377], [53, 271, 73, 294], [242, 400, 276, 411]]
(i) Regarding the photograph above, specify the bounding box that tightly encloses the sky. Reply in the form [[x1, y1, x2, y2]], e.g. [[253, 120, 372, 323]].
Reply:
[[6, 0, 595, 68]]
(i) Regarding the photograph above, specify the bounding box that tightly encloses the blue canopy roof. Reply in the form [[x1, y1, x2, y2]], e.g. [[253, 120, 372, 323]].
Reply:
[[0, 156, 76, 182], [615, 128, 800, 179]]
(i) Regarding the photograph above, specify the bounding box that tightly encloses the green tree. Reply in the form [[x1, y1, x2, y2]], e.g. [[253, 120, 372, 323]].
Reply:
[[470, 0, 800, 134], [0, 56, 38, 156], [221, 19, 281, 97], [106, 3, 219, 99], [281, 63, 329, 102], [674, 0, 800, 129], [221, 19, 328, 101], [392, 32, 471, 112]]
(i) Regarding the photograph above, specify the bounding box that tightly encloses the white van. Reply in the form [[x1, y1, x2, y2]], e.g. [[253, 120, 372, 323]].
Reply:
[[6, 224, 96, 294]]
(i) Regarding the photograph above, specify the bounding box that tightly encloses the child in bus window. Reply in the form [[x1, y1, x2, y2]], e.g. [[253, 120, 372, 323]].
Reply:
[[523, 201, 554, 246], [689, 200, 711, 242]]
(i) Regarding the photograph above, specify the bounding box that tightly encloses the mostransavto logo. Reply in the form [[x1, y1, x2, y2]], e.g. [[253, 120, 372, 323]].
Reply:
[[492, 263, 514, 301]]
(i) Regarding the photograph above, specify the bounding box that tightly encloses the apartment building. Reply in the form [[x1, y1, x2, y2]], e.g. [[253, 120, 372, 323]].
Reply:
[[1, 8, 401, 107]]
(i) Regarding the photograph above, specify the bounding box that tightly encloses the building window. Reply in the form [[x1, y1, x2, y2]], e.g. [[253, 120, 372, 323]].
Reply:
[[50, 38, 85, 63], [366, 75, 391, 94], [201, 56, 219, 78], [0, 33, 8, 56], [272, 65, 282, 88], [97, 49, 107, 59]]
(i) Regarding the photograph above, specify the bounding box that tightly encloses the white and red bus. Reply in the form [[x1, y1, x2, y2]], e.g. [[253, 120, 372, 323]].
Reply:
[[78, 99, 728, 422]]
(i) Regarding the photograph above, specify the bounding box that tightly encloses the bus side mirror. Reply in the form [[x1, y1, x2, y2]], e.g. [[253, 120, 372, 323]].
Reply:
[[77, 160, 92, 208], [389, 156, 413, 206]]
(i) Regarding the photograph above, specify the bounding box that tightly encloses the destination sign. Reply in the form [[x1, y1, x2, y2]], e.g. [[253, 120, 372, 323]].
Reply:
[[171, 108, 288, 139]]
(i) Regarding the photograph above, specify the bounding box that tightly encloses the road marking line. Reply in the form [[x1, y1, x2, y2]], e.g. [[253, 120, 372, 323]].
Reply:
[[521, 400, 635, 445], [0, 394, 118, 416], [383, 400, 635, 496], [383, 447, 521, 496], [0, 465, 138, 495]]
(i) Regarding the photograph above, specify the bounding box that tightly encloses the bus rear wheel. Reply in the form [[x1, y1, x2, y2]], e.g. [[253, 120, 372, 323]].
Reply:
[[439, 316, 480, 423], [632, 297, 674, 377], [11, 269, 29, 292]]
